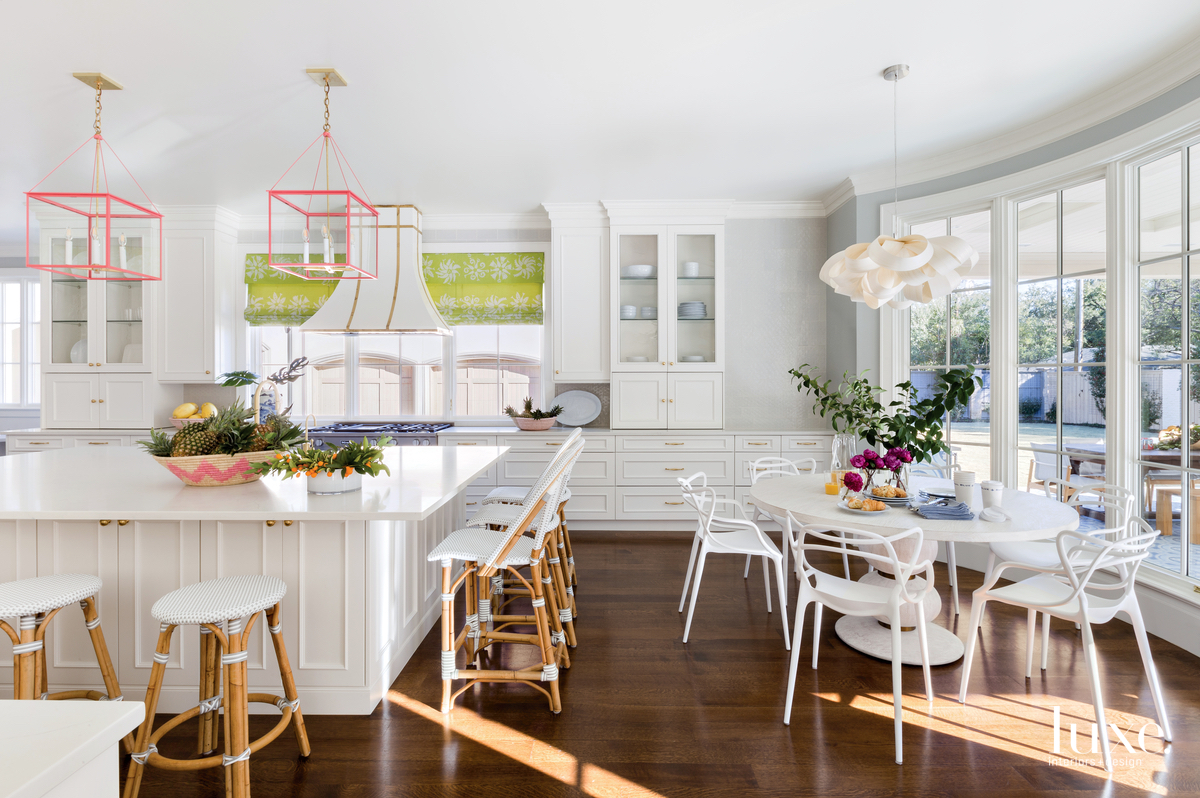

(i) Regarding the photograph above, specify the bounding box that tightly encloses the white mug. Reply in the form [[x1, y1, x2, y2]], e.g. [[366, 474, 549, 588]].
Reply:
[[980, 480, 1004, 509], [953, 471, 976, 505]]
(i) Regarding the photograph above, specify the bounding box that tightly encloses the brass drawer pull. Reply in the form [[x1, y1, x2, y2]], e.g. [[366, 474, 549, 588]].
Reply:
[[30, 441, 51, 445], [457, 442, 477, 446], [665, 467, 685, 471], [664, 442, 685, 446], [793, 441, 817, 446], [546, 442, 562, 446], [466, 501, 478, 506], [87, 441, 109, 445], [747, 442, 770, 446], [664, 501, 685, 505]]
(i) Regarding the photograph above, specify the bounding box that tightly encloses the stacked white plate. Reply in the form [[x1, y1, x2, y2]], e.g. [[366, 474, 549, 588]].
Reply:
[[678, 301, 707, 319], [640, 306, 657, 319], [620, 305, 637, 319]]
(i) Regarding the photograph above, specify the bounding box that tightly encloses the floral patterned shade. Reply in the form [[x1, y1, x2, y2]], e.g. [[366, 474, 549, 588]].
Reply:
[[421, 252, 544, 325], [243, 254, 339, 326]]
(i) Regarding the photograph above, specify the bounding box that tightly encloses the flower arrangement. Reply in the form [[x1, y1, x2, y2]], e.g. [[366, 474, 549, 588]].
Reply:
[[250, 436, 392, 480], [841, 471, 864, 495]]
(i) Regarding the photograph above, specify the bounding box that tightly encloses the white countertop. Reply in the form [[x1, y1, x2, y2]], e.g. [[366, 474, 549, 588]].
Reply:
[[436, 426, 834, 436], [0, 445, 508, 521], [0, 699, 144, 798]]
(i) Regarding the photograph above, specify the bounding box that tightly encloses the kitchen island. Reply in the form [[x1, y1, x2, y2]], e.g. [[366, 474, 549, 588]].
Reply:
[[0, 444, 508, 715]]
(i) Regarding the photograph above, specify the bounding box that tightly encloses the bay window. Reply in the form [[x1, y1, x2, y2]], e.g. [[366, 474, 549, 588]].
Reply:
[[0, 278, 41, 407]]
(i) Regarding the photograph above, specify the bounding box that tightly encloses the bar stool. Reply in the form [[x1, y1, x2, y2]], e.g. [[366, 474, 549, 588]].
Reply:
[[123, 574, 311, 798], [0, 574, 124, 706]]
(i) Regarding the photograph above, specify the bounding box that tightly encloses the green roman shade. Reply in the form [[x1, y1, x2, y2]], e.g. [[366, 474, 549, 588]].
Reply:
[[244, 254, 339, 327], [421, 252, 544, 325]]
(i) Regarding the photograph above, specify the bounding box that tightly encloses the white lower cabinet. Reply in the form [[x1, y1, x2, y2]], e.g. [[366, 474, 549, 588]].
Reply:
[[611, 373, 668, 429], [616, 453, 735, 486], [611, 371, 723, 429], [562, 488, 616, 520], [42, 373, 154, 429], [35, 520, 120, 691], [615, 486, 735, 520]]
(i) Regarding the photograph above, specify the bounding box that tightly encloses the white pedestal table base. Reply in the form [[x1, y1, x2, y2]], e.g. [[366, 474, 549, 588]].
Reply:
[[834, 615, 965, 666]]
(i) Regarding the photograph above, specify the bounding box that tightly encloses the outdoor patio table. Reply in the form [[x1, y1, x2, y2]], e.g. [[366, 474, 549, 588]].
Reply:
[[749, 474, 1080, 666]]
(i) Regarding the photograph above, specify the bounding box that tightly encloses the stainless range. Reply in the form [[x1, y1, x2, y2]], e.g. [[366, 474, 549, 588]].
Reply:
[[306, 422, 452, 448]]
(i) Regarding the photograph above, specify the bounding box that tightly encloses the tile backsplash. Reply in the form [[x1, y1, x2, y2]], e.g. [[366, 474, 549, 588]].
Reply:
[[550, 383, 609, 428]]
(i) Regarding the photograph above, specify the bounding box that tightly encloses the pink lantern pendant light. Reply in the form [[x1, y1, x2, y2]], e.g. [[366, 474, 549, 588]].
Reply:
[[26, 73, 163, 281], [268, 69, 378, 281]]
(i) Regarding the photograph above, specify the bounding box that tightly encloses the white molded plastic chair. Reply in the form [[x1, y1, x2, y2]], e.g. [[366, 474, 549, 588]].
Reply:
[[678, 472, 790, 649], [744, 457, 822, 580], [959, 517, 1171, 772], [909, 453, 964, 616], [784, 518, 935, 765]]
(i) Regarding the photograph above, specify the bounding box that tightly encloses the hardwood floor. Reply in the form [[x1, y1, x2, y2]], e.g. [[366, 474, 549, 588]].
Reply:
[[127, 531, 1200, 797]]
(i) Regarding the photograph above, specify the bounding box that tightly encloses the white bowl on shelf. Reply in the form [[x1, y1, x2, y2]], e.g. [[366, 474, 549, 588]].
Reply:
[[627, 356, 649, 362], [640, 307, 657, 319], [619, 305, 637, 319], [680, 355, 706, 362], [681, 262, 701, 278], [623, 264, 655, 278]]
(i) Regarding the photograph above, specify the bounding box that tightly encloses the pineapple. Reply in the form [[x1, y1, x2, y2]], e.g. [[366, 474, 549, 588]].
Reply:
[[136, 428, 175, 458], [172, 425, 217, 457]]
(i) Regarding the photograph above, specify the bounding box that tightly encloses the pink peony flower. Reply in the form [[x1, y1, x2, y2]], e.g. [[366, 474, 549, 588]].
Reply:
[[849, 454, 867, 469], [888, 447, 914, 464], [843, 472, 864, 492], [862, 449, 878, 460], [883, 455, 901, 470]]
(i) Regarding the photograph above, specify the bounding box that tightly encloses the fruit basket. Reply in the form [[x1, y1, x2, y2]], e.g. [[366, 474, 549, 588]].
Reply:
[[153, 451, 277, 487]]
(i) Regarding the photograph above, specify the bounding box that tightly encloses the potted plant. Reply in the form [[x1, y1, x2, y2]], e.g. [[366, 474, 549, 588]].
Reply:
[[137, 401, 306, 487], [790, 365, 979, 469], [504, 397, 565, 431], [250, 436, 392, 494]]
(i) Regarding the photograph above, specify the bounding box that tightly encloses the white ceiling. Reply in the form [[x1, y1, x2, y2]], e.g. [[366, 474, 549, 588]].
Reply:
[[5, 0, 1200, 252]]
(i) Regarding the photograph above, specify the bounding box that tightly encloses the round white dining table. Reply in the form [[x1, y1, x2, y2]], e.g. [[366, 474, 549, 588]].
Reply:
[[749, 474, 1081, 665]]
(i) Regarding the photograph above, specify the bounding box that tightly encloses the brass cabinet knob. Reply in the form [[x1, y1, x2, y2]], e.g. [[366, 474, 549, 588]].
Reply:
[[670, 361, 674, 366], [98, 399, 104, 403], [265, 520, 276, 527], [206, 370, 211, 374], [88, 362, 94, 367], [661, 399, 666, 403], [99, 520, 111, 526], [283, 520, 293, 526], [118, 520, 129, 526], [91, 399, 97, 403], [669, 399, 674, 403]]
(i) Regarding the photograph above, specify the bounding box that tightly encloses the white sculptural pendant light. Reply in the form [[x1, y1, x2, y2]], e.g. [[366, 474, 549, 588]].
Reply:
[[819, 65, 978, 310]]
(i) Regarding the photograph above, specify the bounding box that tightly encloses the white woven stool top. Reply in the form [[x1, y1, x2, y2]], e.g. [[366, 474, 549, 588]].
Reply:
[[428, 527, 536, 567], [484, 485, 571, 505], [0, 574, 102, 617], [151, 575, 287, 625]]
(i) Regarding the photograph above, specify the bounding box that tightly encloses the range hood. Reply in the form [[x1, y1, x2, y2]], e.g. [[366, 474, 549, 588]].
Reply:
[[301, 205, 451, 335]]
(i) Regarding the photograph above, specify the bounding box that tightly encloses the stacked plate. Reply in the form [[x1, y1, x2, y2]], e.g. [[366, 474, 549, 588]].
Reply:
[[640, 306, 658, 319], [678, 301, 707, 319], [619, 305, 637, 319]]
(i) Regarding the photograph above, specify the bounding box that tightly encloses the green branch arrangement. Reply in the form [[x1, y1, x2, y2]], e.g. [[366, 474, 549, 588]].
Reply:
[[789, 365, 980, 465], [250, 437, 392, 480]]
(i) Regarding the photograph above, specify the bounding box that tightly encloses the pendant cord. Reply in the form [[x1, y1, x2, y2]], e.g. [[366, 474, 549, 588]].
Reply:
[[892, 74, 899, 239]]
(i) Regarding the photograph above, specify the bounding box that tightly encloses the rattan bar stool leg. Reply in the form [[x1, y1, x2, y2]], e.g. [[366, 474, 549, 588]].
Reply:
[[546, 526, 577, 647], [198, 625, 221, 755], [538, 557, 573, 664], [464, 570, 478, 662], [439, 559, 456, 714], [16, 614, 37, 700], [222, 617, 251, 798], [526, 560, 562, 714], [266, 603, 311, 757], [123, 624, 175, 798], [78, 597, 132, 751], [559, 503, 578, 590]]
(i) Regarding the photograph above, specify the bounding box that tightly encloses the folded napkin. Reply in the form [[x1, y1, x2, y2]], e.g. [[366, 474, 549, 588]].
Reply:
[[914, 501, 975, 521]]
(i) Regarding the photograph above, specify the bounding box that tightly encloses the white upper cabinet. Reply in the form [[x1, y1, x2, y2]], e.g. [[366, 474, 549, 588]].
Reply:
[[157, 210, 238, 383], [43, 271, 152, 374], [546, 203, 610, 382], [609, 223, 725, 373]]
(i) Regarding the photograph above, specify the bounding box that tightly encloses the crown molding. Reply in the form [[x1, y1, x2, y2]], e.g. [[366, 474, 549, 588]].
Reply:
[[160, 205, 241, 236], [542, 202, 608, 226], [726, 201, 825, 219], [421, 211, 549, 230], [850, 37, 1200, 196], [820, 178, 857, 216], [601, 199, 734, 225]]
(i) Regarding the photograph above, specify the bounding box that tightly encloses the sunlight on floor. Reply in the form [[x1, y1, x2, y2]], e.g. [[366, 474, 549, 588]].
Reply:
[[387, 689, 667, 798], [840, 691, 1167, 793]]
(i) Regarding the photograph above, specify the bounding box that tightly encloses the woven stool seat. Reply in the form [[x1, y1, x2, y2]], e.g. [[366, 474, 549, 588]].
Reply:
[[428, 527, 535, 567], [484, 485, 571, 506], [152, 575, 287, 626], [0, 574, 102, 617]]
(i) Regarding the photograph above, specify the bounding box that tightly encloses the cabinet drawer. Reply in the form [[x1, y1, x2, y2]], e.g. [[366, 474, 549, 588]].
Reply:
[[70, 436, 129, 448], [615, 486, 734, 520], [7, 436, 65, 451], [735, 435, 781, 452], [462, 488, 493, 521], [616, 453, 734, 486], [617, 435, 733, 452], [782, 435, 830, 456], [563, 488, 615, 520], [736, 454, 822, 486], [498, 452, 614, 487]]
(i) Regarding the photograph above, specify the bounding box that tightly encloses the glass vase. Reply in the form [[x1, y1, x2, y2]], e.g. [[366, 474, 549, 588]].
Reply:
[[831, 433, 857, 472], [891, 463, 911, 495]]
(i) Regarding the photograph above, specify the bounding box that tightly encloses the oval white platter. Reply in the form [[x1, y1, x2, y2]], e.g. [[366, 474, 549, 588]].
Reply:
[[837, 499, 891, 515], [552, 390, 602, 427]]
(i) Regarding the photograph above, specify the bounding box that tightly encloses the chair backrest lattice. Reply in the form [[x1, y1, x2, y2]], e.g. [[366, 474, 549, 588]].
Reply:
[[1051, 518, 1159, 608], [1040, 478, 1134, 529], [791, 516, 935, 606], [749, 457, 817, 485], [1030, 443, 1069, 481]]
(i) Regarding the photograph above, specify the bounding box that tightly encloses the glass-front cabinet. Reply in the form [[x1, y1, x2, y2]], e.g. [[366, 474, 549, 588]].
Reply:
[[611, 225, 724, 372]]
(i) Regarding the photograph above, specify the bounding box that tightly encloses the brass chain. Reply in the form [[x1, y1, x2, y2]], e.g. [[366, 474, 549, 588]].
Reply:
[[94, 79, 103, 135], [323, 75, 330, 132]]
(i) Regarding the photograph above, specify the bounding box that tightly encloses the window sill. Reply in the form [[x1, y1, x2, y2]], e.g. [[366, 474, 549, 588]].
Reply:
[[1137, 565, 1200, 608]]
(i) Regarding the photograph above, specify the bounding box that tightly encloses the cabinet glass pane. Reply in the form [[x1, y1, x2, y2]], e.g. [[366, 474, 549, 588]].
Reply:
[[50, 275, 87, 364], [674, 233, 716, 364], [105, 281, 144, 364], [617, 234, 659, 364], [1140, 151, 1182, 261]]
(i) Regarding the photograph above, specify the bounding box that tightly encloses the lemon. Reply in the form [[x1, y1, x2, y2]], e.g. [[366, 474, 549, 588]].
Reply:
[[189, 413, 205, 419], [172, 402, 199, 419], [199, 402, 218, 419]]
